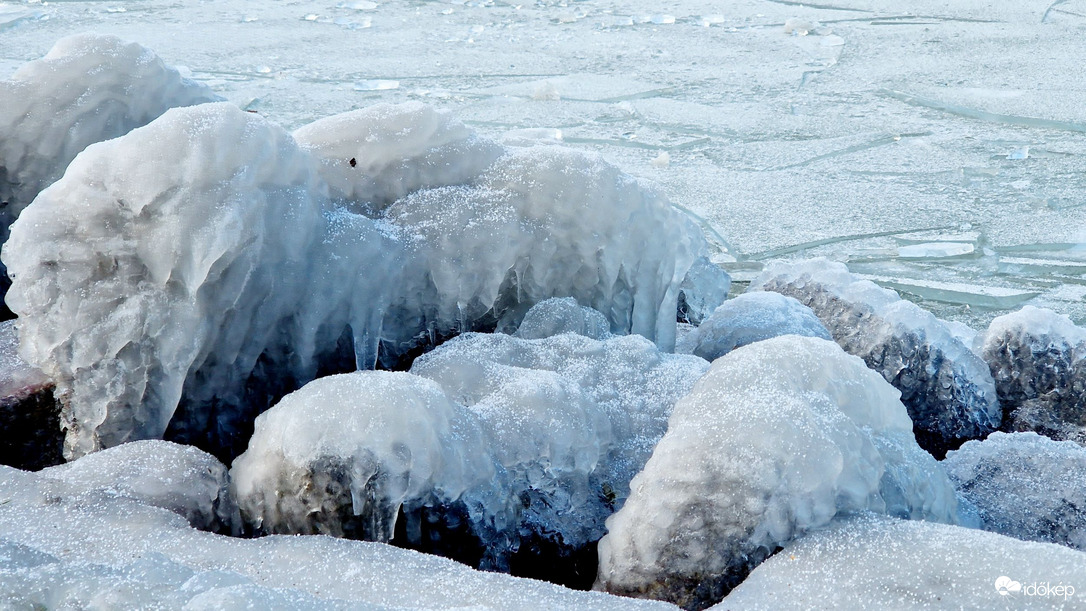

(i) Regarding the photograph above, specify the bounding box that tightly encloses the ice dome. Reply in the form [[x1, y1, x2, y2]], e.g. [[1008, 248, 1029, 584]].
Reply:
[[515, 297, 612, 340], [751, 258, 1001, 457], [691, 291, 830, 361], [596, 335, 958, 610]]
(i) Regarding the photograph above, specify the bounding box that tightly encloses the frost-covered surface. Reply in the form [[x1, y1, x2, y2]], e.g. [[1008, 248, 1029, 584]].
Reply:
[[944, 432, 1086, 550], [0, 320, 61, 470], [515, 297, 612, 341], [717, 512, 1086, 611], [0, 465, 672, 611], [41, 440, 239, 535], [596, 336, 957, 610], [980, 306, 1086, 442], [752, 259, 1001, 457], [2, 102, 400, 461], [230, 371, 510, 568], [691, 292, 830, 361]]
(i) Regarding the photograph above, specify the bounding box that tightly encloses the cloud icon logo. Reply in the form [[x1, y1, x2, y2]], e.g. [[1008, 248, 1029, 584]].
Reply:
[[995, 576, 1022, 596]]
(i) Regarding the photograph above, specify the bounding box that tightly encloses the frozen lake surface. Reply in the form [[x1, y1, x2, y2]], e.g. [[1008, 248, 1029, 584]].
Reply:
[[2, 0, 1085, 328]]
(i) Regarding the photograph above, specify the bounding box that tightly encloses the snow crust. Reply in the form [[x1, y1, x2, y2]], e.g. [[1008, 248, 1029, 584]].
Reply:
[[515, 297, 612, 340], [691, 291, 830, 361], [752, 258, 1001, 457], [718, 513, 1086, 610], [596, 335, 957, 610], [980, 306, 1086, 443], [944, 431, 1086, 550]]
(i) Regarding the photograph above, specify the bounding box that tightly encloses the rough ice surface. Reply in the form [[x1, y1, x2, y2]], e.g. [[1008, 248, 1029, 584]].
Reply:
[[980, 306, 1086, 443], [381, 145, 712, 357], [2, 102, 400, 461], [0, 319, 61, 470], [717, 513, 1086, 611], [230, 371, 510, 569], [944, 431, 1086, 550], [752, 258, 1001, 457], [41, 439, 239, 535], [691, 292, 830, 361], [292, 102, 503, 214], [0, 465, 670, 611], [676, 256, 730, 326], [596, 336, 957, 610], [515, 297, 612, 341]]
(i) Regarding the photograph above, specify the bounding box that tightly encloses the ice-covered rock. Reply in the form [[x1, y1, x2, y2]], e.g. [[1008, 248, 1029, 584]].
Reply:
[[751, 258, 1001, 457], [0, 320, 62, 470], [691, 291, 830, 361], [716, 512, 1086, 610], [230, 371, 511, 568], [677, 256, 730, 326], [293, 102, 503, 215], [596, 336, 958, 610], [980, 306, 1086, 442], [515, 297, 611, 340], [3, 102, 400, 460], [41, 439, 239, 534], [380, 145, 714, 358], [944, 431, 1086, 549]]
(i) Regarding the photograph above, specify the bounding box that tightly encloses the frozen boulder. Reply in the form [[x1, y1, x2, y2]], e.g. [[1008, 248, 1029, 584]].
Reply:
[[230, 371, 511, 569], [751, 259, 1001, 457], [0, 321, 62, 470], [944, 431, 1086, 549], [515, 297, 611, 340], [293, 102, 503, 215], [596, 336, 958, 610], [980, 306, 1086, 442], [2, 102, 400, 460], [691, 291, 830, 361], [41, 440, 239, 534], [716, 513, 1086, 610]]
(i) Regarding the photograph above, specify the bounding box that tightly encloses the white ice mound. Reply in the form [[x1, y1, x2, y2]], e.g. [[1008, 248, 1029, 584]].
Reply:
[[980, 306, 1086, 443], [717, 513, 1086, 611], [944, 431, 1086, 549], [0, 33, 219, 242], [751, 258, 1001, 457], [596, 335, 958, 610], [692, 291, 830, 361], [40, 440, 239, 534], [2, 102, 400, 460], [293, 102, 503, 214], [230, 371, 510, 568], [381, 145, 714, 357], [515, 297, 612, 340]]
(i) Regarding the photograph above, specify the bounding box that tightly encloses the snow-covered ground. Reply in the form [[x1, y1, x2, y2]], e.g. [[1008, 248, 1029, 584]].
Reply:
[[4, 0, 1084, 329]]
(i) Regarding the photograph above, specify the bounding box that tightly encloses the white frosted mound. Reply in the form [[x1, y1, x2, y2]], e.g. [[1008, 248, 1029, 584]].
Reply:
[[0, 33, 219, 248], [0, 466, 672, 610], [41, 439, 239, 534], [717, 513, 1086, 611], [515, 297, 612, 340], [677, 256, 730, 326], [2, 102, 400, 460], [230, 371, 512, 568], [381, 144, 714, 356], [751, 258, 1001, 457], [293, 102, 503, 214], [944, 432, 1086, 550], [595, 335, 958, 610], [981, 306, 1086, 442], [692, 291, 830, 361]]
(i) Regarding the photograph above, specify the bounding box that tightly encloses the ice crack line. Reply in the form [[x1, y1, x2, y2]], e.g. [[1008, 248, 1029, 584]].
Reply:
[[881, 89, 1086, 133]]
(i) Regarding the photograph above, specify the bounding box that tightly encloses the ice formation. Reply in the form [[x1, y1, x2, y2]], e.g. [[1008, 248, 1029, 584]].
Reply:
[[0, 464, 669, 610], [2, 102, 400, 460], [691, 291, 830, 361], [0, 34, 219, 310], [677, 256, 730, 325], [944, 431, 1086, 549], [230, 371, 510, 568], [515, 297, 612, 340], [596, 336, 958, 610], [717, 513, 1086, 610], [751, 259, 1001, 457], [0, 320, 61, 470], [980, 306, 1086, 442]]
